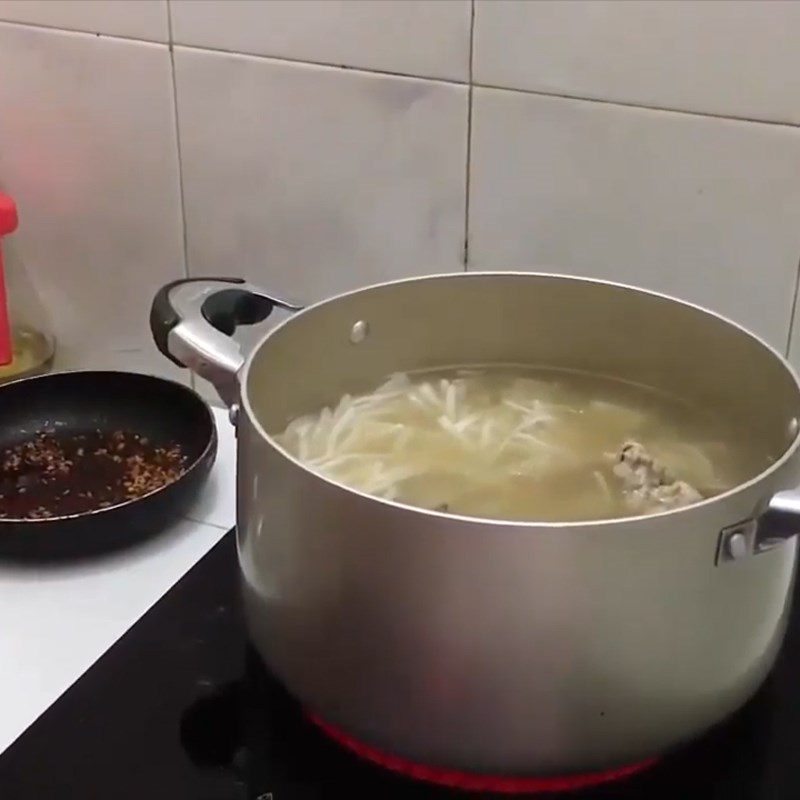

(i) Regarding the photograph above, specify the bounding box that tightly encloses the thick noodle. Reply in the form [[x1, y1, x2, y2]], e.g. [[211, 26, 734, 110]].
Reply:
[[274, 367, 764, 522]]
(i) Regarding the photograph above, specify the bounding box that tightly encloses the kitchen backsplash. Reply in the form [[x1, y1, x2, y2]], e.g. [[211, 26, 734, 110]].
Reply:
[[1, 0, 800, 402]]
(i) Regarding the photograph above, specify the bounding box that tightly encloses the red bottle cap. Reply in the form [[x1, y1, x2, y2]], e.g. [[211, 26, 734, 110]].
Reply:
[[0, 192, 18, 365], [0, 193, 18, 236]]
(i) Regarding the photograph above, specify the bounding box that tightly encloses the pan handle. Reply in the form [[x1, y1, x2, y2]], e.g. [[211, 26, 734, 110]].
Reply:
[[716, 490, 800, 564], [150, 277, 302, 408]]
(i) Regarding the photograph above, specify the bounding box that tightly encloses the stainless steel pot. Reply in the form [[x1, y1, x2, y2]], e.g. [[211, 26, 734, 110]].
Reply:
[[151, 273, 800, 776]]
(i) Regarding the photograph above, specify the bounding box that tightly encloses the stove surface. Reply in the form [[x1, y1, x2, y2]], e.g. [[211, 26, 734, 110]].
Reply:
[[1, 530, 798, 799]]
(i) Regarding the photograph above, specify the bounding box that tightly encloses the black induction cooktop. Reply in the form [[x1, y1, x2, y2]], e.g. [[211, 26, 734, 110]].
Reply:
[[1, 529, 798, 799]]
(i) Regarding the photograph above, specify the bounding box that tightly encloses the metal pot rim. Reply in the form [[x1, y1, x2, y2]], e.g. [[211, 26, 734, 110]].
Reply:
[[240, 271, 800, 530]]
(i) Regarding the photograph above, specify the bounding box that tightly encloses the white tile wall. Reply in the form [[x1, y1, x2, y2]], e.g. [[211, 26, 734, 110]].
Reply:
[[1, 0, 800, 384], [0, 22, 184, 378], [474, 0, 800, 125], [468, 87, 800, 350], [171, 0, 471, 81], [174, 48, 467, 304], [0, 0, 167, 41]]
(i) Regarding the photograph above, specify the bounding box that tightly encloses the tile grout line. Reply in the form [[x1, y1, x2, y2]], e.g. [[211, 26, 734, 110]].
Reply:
[[0, 20, 465, 85], [166, 0, 173, 47], [167, 40, 468, 87], [784, 255, 800, 359], [166, 1, 196, 393], [463, 0, 476, 271], [167, 42, 800, 130], [0, 16, 168, 45], [166, 2, 189, 282], [1, 17, 799, 130], [472, 81, 800, 130]]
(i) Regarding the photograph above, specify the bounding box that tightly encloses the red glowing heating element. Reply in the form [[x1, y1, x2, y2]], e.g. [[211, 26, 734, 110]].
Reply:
[[0, 193, 17, 366], [308, 713, 659, 794]]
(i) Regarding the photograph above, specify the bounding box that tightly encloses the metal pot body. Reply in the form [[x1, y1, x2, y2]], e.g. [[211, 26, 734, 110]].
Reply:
[[154, 273, 800, 775]]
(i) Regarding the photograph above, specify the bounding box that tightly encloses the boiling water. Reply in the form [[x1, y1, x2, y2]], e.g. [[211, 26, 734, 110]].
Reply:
[[274, 366, 768, 522]]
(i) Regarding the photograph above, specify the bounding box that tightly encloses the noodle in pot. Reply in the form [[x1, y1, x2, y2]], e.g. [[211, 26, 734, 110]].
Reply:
[[274, 367, 765, 522]]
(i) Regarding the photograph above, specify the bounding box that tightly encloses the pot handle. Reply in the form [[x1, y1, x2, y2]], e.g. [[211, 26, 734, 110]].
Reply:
[[150, 277, 302, 407], [717, 490, 800, 564]]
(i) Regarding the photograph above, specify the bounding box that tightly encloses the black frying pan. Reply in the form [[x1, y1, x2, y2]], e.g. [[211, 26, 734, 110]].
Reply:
[[0, 370, 216, 559]]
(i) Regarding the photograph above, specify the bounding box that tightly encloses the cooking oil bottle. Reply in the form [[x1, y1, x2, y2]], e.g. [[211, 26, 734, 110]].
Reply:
[[0, 192, 54, 382]]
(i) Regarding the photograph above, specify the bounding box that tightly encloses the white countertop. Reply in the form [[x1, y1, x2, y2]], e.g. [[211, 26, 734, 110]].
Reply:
[[0, 406, 237, 756]]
